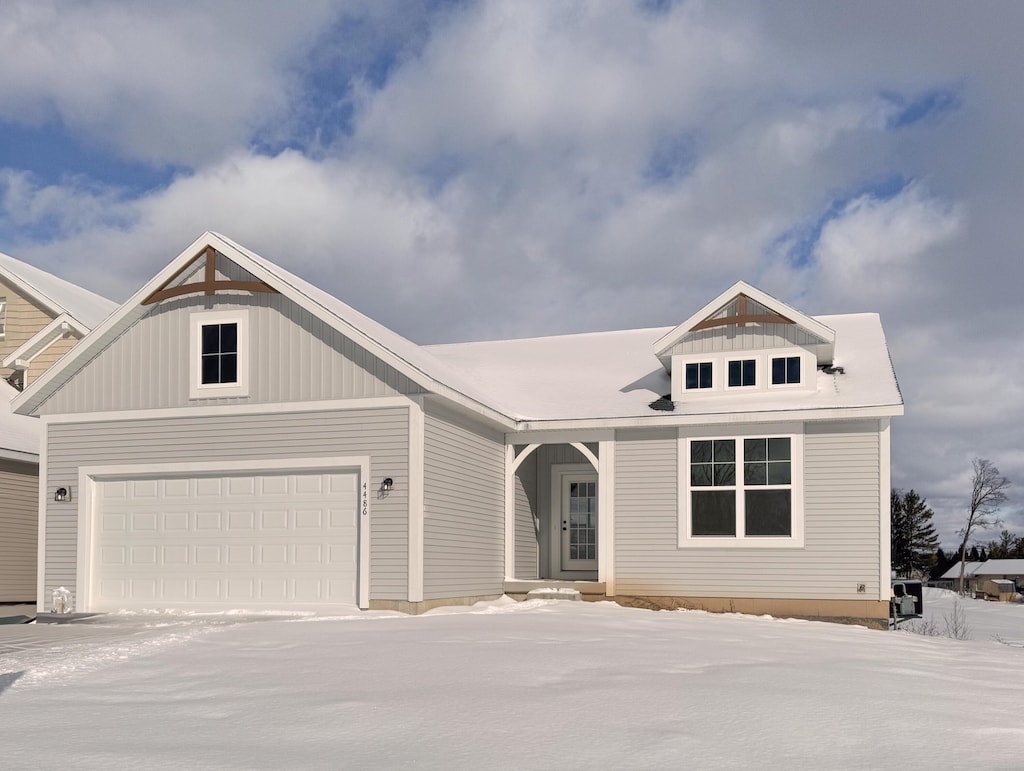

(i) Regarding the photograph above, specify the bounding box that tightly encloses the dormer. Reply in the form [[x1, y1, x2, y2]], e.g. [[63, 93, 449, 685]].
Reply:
[[654, 282, 835, 403]]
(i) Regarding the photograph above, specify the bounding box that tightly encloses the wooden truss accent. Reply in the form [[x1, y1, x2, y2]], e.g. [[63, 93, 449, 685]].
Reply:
[[142, 246, 279, 305], [690, 293, 794, 332]]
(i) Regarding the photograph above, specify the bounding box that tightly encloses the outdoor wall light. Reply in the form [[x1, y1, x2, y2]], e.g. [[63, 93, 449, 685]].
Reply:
[[380, 477, 394, 493], [54, 486, 71, 503]]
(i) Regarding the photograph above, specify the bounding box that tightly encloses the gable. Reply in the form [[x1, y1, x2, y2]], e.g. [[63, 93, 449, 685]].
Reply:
[[1, 276, 59, 382], [655, 283, 835, 369], [36, 251, 426, 415]]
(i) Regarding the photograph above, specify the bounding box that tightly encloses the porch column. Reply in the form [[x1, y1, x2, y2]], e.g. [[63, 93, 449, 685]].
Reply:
[[597, 439, 616, 595]]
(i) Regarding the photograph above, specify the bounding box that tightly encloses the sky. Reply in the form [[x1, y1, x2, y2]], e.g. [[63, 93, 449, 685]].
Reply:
[[0, 0, 1020, 548]]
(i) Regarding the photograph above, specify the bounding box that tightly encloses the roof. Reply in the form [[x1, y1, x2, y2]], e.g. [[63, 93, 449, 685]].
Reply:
[[427, 312, 902, 423], [0, 250, 117, 329], [940, 560, 1024, 580], [0, 380, 39, 460], [16, 232, 904, 428]]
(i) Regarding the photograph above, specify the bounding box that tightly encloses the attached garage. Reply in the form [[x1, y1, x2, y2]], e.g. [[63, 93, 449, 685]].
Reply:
[[78, 459, 370, 612]]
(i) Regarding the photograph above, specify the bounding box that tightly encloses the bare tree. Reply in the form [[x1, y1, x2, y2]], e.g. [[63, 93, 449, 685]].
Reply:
[[957, 458, 1011, 594]]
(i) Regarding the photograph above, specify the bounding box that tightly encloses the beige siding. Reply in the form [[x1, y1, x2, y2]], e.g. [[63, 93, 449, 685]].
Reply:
[[0, 278, 57, 382], [0, 459, 38, 602], [614, 421, 882, 601], [44, 407, 410, 603], [422, 404, 505, 600], [39, 291, 423, 414], [26, 333, 80, 387], [514, 452, 539, 579]]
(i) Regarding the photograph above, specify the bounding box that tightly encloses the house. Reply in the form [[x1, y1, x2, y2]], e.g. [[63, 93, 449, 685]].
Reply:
[[941, 560, 1024, 593], [13, 232, 903, 626], [0, 251, 116, 603]]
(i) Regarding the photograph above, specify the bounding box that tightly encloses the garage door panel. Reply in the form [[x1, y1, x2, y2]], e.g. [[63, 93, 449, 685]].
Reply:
[[92, 469, 361, 610]]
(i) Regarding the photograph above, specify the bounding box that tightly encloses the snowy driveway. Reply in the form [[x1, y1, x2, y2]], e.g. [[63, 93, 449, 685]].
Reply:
[[1, 597, 1023, 770]]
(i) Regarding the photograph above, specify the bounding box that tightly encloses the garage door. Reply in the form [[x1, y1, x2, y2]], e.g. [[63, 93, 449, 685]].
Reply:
[[92, 469, 360, 611]]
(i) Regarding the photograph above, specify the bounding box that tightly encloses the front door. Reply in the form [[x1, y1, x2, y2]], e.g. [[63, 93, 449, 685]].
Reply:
[[561, 474, 598, 571]]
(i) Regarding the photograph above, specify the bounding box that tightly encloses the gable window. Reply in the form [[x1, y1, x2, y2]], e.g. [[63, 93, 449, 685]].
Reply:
[[685, 361, 713, 390], [680, 427, 804, 548], [728, 359, 756, 387], [201, 323, 238, 385], [190, 311, 249, 399], [772, 356, 800, 385]]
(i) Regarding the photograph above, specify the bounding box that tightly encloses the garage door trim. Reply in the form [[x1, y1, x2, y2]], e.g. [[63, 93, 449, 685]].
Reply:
[[76, 456, 371, 611]]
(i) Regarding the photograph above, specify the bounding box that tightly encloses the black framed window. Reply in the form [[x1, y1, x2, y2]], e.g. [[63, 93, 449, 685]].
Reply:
[[728, 359, 756, 387], [200, 322, 238, 385], [685, 362, 713, 390], [771, 356, 801, 385]]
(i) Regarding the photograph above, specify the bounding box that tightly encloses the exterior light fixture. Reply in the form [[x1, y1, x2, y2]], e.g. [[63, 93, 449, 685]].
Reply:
[[380, 477, 394, 493], [54, 486, 71, 502]]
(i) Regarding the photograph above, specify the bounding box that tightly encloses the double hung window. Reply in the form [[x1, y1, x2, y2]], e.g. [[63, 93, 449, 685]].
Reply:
[[681, 428, 803, 547]]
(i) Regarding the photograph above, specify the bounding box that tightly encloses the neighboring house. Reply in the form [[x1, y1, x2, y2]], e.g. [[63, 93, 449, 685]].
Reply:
[[13, 232, 903, 626], [0, 251, 117, 603], [941, 560, 1024, 593]]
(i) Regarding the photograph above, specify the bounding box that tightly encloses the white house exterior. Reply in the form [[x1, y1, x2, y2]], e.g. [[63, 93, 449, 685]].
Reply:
[[14, 233, 903, 626], [0, 251, 116, 603]]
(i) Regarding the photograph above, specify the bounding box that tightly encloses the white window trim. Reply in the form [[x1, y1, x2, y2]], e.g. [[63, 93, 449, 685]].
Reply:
[[189, 310, 250, 399], [678, 423, 804, 549], [0, 297, 6, 339], [672, 349, 817, 400], [766, 350, 815, 392], [683, 360, 715, 392]]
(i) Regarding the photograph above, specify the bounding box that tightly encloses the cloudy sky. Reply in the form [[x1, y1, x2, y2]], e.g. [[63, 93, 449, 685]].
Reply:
[[0, 0, 1020, 548]]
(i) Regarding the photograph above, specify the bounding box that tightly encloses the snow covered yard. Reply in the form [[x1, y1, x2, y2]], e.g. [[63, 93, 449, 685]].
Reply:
[[2, 598, 1023, 770]]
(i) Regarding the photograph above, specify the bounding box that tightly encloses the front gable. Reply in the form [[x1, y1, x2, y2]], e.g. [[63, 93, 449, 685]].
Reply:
[[34, 248, 425, 415], [654, 282, 836, 403]]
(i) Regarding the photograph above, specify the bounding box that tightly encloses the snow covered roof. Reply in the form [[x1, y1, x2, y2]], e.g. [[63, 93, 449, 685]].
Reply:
[[0, 250, 116, 329], [427, 312, 903, 423], [0, 380, 39, 460], [942, 560, 1024, 580]]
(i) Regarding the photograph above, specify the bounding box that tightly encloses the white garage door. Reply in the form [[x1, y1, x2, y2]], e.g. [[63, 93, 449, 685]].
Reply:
[[92, 469, 360, 611]]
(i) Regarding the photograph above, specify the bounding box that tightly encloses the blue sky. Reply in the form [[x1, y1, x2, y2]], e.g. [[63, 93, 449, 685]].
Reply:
[[1, 0, 1021, 547]]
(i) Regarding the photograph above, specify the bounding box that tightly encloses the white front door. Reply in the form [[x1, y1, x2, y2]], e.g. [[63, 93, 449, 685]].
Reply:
[[560, 474, 598, 571]]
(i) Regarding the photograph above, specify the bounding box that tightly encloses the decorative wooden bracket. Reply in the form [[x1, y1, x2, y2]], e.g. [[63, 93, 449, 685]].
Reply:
[[142, 246, 279, 305], [690, 294, 794, 332]]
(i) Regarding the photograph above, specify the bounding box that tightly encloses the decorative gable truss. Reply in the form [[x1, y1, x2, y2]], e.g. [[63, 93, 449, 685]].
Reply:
[[654, 282, 836, 402], [142, 245, 279, 305]]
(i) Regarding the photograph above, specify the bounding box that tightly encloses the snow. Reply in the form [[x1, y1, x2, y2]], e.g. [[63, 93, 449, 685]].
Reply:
[[0, 379, 39, 456], [941, 559, 1024, 580], [0, 250, 116, 330], [2, 596, 1023, 769]]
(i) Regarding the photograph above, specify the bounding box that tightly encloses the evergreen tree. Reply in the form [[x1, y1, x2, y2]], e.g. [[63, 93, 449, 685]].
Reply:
[[969, 545, 980, 561], [890, 489, 940, 577]]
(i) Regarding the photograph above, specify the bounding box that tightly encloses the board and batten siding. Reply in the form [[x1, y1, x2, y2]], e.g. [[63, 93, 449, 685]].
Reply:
[[669, 323, 823, 356], [614, 420, 882, 600], [514, 451, 539, 580], [44, 407, 409, 603], [0, 459, 38, 602], [38, 291, 424, 415], [422, 404, 505, 600]]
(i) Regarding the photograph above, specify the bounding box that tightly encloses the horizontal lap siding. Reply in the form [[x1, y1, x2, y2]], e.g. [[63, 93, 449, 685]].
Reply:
[[1, 278, 54, 382], [39, 291, 422, 414], [44, 408, 409, 602], [423, 406, 505, 600], [614, 421, 882, 600], [0, 460, 38, 602], [514, 454, 539, 580]]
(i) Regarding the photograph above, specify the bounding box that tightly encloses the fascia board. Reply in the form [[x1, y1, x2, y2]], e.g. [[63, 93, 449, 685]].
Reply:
[[1, 313, 88, 369], [513, 402, 904, 433], [653, 281, 836, 358], [0, 447, 38, 464]]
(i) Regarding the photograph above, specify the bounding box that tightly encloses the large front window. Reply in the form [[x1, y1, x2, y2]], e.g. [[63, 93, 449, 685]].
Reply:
[[681, 428, 803, 547]]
